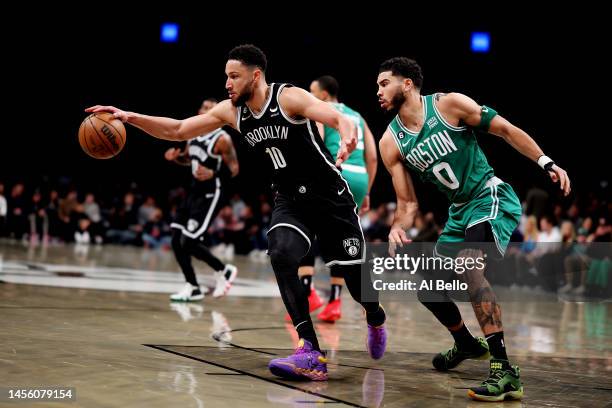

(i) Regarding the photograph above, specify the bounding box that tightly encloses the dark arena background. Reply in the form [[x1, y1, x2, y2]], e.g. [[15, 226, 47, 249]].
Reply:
[[1, 6, 610, 408]]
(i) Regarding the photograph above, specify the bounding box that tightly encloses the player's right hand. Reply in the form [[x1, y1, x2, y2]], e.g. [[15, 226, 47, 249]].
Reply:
[[388, 226, 411, 257], [164, 148, 181, 161], [336, 123, 358, 167], [85, 105, 129, 122], [548, 164, 571, 196]]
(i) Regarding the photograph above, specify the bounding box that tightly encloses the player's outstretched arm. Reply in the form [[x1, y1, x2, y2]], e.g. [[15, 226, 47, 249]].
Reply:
[[279, 87, 356, 166], [85, 100, 237, 142], [380, 130, 419, 256], [442, 93, 571, 196]]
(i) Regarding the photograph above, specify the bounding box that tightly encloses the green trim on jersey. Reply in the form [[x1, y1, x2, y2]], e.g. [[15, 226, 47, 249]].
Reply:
[[387, 94, 495, 204]]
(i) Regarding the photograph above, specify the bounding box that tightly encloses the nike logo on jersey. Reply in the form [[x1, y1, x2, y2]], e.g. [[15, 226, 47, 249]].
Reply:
[[338, 187, 345, 195], [205, 193, 215, 198], [241, 107, 252, 121], [270, 106, 278, 113]]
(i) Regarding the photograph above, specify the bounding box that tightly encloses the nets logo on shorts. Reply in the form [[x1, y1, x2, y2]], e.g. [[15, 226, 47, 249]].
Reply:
[[343, 238, 361, 257], [187, 219, 200, 232]]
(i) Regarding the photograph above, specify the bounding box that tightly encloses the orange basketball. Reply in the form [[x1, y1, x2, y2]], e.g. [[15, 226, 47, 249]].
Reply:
[[78, 112, 126, 159]]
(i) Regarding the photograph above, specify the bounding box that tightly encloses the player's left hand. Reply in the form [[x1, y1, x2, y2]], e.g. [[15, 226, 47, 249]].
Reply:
[[164, 148, 181, 161], [194, 164, 214, 181], [388, 225, 411, 257], [548, 164, 571, 196]]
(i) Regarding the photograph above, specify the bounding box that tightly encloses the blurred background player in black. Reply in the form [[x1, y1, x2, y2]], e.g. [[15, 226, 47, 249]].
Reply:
[[166, 98, 240, 301]]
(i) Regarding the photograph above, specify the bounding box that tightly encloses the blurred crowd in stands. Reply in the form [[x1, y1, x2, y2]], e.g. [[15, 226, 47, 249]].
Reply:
[[1, 179, 609, 297]]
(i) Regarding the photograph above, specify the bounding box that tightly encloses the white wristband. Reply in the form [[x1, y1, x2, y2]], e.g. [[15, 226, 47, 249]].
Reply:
[[537, 155, 553, 170]]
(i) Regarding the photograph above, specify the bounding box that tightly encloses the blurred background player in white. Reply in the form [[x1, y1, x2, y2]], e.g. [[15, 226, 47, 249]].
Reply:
[[166, 98, 239, 301]]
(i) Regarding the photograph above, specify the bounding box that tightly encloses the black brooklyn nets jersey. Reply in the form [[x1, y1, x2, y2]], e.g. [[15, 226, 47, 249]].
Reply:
[[236, 83, 342, 191], [187, 129, 226, 192]]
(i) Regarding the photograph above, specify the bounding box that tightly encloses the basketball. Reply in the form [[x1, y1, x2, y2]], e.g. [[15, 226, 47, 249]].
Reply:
[[78, 112, 126, 159]]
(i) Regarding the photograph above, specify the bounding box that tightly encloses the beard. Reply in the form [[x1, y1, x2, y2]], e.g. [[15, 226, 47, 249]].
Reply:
[[388, 89, 406, 115], [232, 81, 255, 106]]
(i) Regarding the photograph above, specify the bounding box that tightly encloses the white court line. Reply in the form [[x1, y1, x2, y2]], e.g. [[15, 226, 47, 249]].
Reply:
[[0, 261, 279, 298]]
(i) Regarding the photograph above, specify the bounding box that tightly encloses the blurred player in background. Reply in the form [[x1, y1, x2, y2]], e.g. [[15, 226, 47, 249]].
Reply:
[[166, 98, 239, 301]]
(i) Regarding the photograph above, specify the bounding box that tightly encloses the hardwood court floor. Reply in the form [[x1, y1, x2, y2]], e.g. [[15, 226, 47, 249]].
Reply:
[[1, 242, 611, 407]]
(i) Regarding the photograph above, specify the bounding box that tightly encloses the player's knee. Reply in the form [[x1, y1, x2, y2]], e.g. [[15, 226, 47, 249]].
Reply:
[[457, 248, 486, 284], [462, 268, 486, 294], [267, 228, 310, 269], [457, 247, 485, 262], [268, 235, 302, 268], [269, 245, 301, 270]]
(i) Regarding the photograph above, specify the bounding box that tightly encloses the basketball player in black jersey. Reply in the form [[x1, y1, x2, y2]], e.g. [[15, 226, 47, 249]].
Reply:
[[86, 44, 386, 381], [166, 98, 239, 302]]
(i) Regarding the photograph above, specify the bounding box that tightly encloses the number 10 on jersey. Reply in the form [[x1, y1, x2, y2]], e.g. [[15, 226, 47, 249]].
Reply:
[[266, 147, 287, 169]]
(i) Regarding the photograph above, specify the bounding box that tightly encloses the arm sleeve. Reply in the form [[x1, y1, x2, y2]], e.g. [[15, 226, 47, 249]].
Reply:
[[477, 105, 498, 131]]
